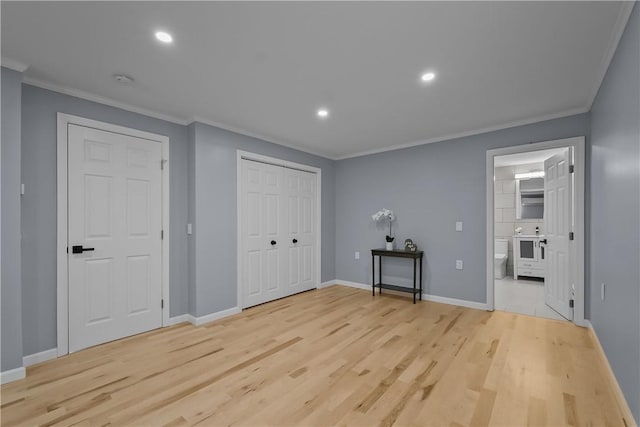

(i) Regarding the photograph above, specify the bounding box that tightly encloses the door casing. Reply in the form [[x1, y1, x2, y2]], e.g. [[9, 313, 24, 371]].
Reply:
[[485, 136, 585, 326], [57, 113, 170, 356], [236, 150, 322, 310]]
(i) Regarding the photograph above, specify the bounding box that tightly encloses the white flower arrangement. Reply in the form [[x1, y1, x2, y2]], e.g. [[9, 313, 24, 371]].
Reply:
[[372, 208, 396, 242]]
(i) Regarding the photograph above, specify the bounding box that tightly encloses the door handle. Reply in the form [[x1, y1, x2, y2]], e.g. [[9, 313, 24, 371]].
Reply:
[[270, 240, 277, 245], [72, 245, 95, 254], [540, 239, 547, 245], [292, 238, 298, 244]]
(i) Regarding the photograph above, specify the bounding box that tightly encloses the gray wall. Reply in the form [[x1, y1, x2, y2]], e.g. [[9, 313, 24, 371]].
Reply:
[[20, 85, 190, 355], [190, 122, 335, 316], [335, 114, 589, 304], [590, 3, 639, 420], [1, 67, 23, 371]]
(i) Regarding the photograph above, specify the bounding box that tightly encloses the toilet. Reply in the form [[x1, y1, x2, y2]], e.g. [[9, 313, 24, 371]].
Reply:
[[494, 238, 509, 279]]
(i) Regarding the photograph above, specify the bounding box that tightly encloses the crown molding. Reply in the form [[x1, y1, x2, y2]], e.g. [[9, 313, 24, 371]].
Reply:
[[585, 1, 635, 110], [190, 116, 333, 160], [22, 77, 190, 126], [1, 57, 29, 72], [334, 106, 589, 160]]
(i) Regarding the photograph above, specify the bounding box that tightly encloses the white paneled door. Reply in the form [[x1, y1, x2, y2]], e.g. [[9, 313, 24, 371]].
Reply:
[[68, 124, 163, 353], [543, 148, 573, 320], [241, 159, 317, 308]]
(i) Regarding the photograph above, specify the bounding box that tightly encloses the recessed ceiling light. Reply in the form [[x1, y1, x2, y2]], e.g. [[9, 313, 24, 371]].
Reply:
[[421, 72, 436, 82], [155, 31, 173, 44], [317, 109, 329, 118]]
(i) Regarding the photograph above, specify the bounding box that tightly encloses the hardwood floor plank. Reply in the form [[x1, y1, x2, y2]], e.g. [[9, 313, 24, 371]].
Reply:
[[0, 285, 629, 426]]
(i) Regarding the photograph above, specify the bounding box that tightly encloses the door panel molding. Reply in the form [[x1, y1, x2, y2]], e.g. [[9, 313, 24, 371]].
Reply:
[[57, 113, 170, 356], [485, 136, 585, 326], [236, 150, 322, 309]]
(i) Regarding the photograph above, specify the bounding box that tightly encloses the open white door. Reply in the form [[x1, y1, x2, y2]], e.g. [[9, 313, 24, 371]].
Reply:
[[543, 148, 573, 320]]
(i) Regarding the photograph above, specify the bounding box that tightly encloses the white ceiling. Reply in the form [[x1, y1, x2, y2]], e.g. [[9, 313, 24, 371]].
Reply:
[[1, 2, 632, 159], [494, 147, 566, 167]]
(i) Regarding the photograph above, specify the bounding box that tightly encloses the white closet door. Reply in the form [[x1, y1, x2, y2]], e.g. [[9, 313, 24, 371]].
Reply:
[[284, 169, 316, 294], [242, 160, 286, 308], [68, 124, 163, 353]]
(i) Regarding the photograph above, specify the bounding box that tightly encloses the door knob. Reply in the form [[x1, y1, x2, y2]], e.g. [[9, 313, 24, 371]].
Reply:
[[292, 238, 298, 244], [270, 240, 277, 245], [540, 239, 547, 244], [71, 245, 95, 254]]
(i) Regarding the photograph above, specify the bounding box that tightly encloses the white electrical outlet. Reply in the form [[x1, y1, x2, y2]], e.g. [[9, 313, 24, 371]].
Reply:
[[601, 283, 605, 301], [355, 251, 360, 260], [456, 260, 463, 270], [456, 221, 463, 232]]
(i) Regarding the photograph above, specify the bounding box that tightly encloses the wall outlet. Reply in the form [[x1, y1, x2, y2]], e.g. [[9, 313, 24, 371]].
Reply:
[[187, 223, 193, 235], [355, 251, 360, 260], [601, 283, 605, 301], [456, 260, 463, 270], [456, 221, 463, 232]]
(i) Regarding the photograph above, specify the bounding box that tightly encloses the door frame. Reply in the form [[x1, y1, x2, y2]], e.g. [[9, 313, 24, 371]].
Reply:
[[236, 150, 322, 309], [56, 113, 171, 356], [485, 136, 586, 326]]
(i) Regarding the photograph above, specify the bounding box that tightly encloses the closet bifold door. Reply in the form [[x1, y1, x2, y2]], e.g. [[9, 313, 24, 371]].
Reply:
[[241, 159, 317, 309], [241, 160, 285, 308]]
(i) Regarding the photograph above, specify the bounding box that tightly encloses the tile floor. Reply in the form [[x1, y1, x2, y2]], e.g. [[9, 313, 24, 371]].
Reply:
[[495, 276, 567, 321]]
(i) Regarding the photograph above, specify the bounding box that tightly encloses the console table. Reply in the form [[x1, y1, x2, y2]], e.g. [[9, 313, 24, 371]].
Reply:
[[371, 249, 424, 304]]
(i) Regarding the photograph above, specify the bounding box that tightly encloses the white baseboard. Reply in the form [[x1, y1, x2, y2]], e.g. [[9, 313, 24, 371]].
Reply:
[[23, 348, 57, 367], [188, 306, 241, 327], [0, 367, 25, 384], [168, 314, 190, 326], [318, 279, 339, 288], [331, 280, 489, 310], [421, 294, 489, 311], [586, 320, 637, 427]]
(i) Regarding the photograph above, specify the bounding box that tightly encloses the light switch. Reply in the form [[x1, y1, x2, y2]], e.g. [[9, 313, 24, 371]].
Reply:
[[355, 251, 360, 260], [187, 223, 193, 235], [456, 260, 463, 270], [456, 221, 463, 232]]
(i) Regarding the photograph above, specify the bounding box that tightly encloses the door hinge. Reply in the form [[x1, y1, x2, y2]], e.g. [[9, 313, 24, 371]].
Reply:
[[569, 165, 574, 173], [161, 230, 164, 240], [569, 232, 574, 240], [569, 299, 574, 308], [161, 299, 164, 309]]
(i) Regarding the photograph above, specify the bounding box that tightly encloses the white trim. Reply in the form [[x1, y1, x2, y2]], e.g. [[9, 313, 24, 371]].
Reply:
[[331, 281, 489, 310], [23, 348, 57, 367], [421, 294, 490, 311], [168, 314, 190, 326], [319, 279, 339, 289], [585, 321, 638, 427], [1, 57, 28, 72], [188, 307, 241, 327], [334, 107, 589, 160], [236, 150, 322, 310], [585, 2, 635, 110], [485, 137, 586, 326], [56, 113, 171, 356], [0, 367, 26, 385], [193, 116, 331, 160], [27, 78, 188, 126]]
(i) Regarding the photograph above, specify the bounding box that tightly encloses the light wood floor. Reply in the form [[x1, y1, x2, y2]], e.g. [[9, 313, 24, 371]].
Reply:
[[1, 285, 631, 426]]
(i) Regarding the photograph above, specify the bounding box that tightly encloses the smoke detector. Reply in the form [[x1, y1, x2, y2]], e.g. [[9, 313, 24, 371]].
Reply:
[[113, 74, 134, 84]]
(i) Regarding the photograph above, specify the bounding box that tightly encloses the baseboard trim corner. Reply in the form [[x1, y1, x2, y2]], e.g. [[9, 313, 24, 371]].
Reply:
[[168, 314, 190, 326], [318, 280, 339, 289], [23, 348, 57, 367], [586, 320, 637, 427], [189, 307, 241, 327], [1, 367, 26, 384]]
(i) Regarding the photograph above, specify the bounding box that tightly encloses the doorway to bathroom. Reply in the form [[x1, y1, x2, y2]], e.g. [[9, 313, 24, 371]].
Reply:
[[486, 137, 586, 325]]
